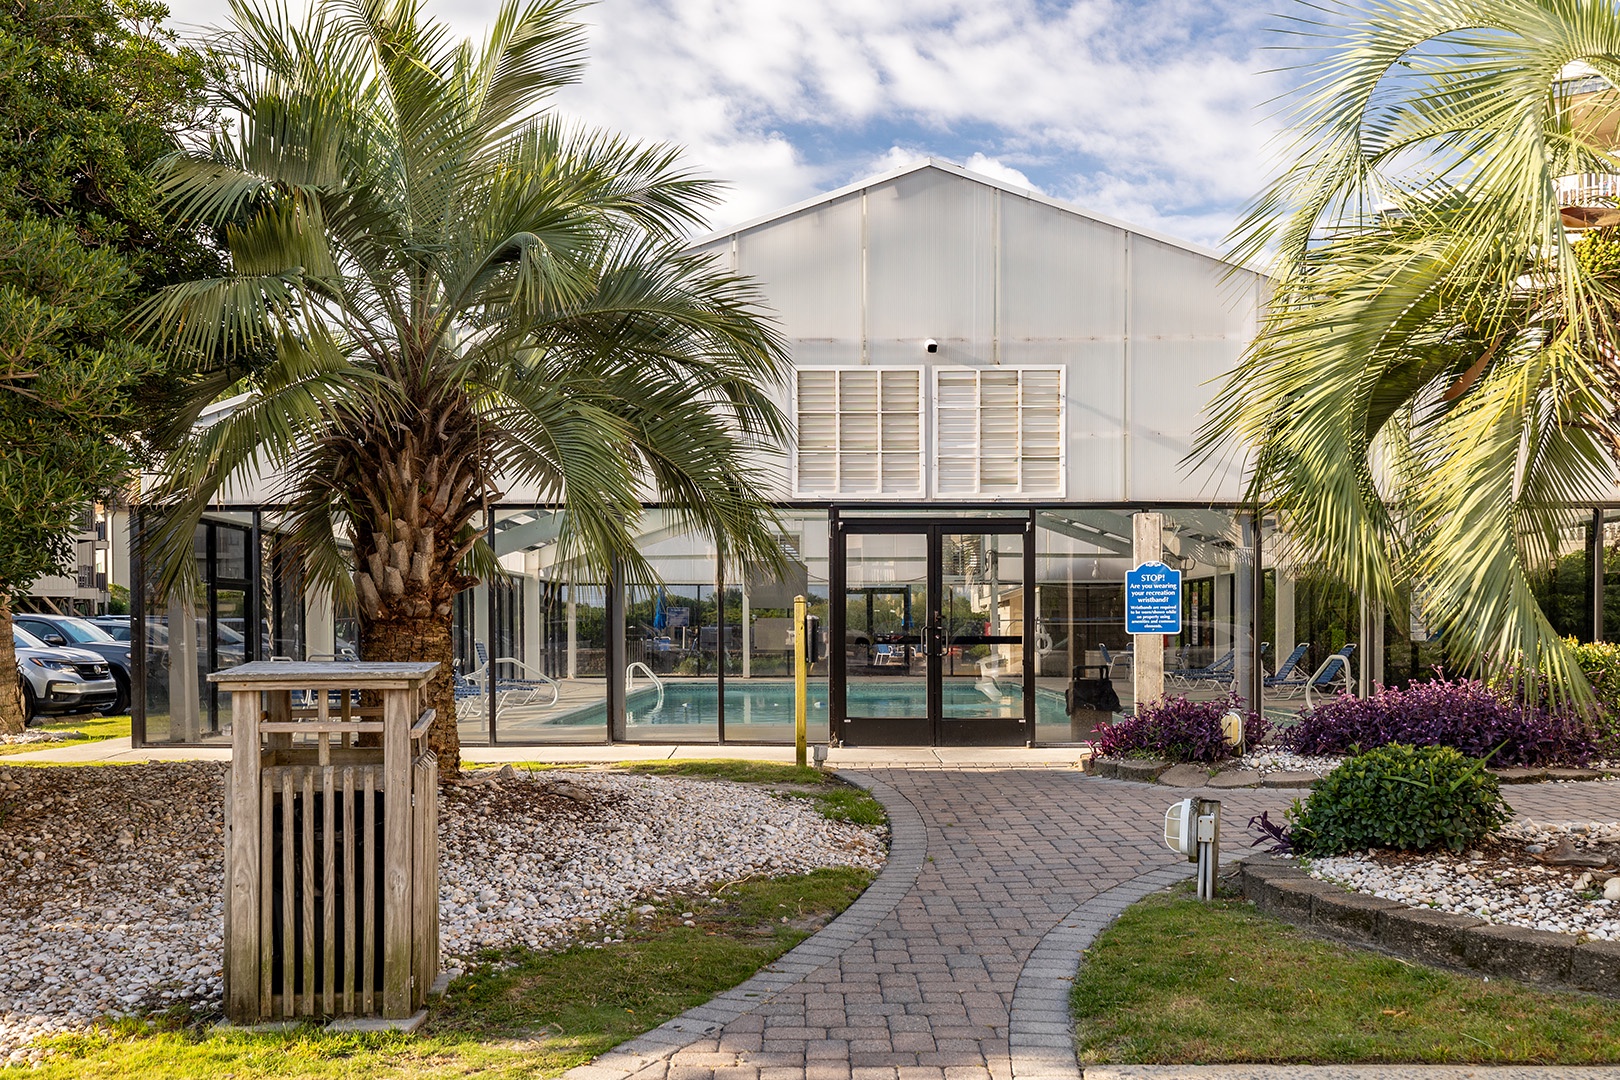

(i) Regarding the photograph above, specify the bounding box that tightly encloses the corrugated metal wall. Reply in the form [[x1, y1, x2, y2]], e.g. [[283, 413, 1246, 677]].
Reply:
[[704, 162, 1265, 504]]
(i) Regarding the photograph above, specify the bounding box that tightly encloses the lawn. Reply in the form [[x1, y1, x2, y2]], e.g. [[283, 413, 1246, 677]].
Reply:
[[0, 714, 130, 758], [27, 867, 874, 1078], [1073, 883, 1620, 1065]]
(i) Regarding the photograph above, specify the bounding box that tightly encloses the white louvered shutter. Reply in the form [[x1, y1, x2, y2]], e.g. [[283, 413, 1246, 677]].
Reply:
[[932, 368, 1065, 496], [794, 368, 924, 496]]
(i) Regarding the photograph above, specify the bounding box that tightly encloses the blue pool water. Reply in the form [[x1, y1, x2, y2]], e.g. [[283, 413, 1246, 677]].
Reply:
[[538, 678, 1072, 732]]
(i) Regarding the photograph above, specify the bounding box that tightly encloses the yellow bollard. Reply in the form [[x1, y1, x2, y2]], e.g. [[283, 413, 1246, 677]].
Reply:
[[794, 594, 808, 768]]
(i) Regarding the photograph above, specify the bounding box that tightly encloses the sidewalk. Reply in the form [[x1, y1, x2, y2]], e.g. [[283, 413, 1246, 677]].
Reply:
[[10, 738, 1620, 1080], [1, 736, 1090, 770]]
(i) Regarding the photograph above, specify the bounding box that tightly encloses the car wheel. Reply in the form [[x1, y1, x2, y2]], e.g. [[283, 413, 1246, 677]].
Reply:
[[111, 668, 130, 715], [20, 681, 38, 726]]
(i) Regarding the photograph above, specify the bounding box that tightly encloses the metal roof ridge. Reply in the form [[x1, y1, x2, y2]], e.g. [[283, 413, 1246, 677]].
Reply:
[[685, 157, 1269, 277]]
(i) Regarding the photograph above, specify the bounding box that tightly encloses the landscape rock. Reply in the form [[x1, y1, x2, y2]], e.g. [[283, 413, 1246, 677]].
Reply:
[[1157, 764, 1213, 788], [1489, 767, 1548, 784], [1207, 769, 1263, 789], [1260, 770, 1320, 789], [0, 762, 888, 1059], [1113, 758, 1172, 783]]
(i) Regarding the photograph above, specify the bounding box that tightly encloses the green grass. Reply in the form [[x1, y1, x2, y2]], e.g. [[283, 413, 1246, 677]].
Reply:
[[1073, 883, 1620, 1065], [610, 759, 881, 826], [779, 787, 885, 827], [615, 759, 831, 785], [25, 867, 875, 1079], [1, 714, 130, 758]]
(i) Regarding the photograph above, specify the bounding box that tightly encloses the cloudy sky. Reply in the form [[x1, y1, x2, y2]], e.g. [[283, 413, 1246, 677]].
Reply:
[[161, 0, 1298, 250]]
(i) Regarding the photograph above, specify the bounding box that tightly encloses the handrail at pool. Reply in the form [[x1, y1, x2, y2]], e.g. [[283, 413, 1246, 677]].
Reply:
[[625, 661, 665, 709]]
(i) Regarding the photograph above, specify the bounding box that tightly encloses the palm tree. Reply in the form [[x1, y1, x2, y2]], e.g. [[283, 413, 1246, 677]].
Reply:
[[141, 0, 790, 773], [1196, 0, 1620, 698]]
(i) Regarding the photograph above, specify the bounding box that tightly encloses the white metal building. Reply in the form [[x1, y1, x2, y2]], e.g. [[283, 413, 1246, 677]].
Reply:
[[133, 160, 1286, 748]]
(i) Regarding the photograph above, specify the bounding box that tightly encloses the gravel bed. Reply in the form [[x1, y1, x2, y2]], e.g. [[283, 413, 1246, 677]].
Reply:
[[1232, 748, 1344, 776], [1308, 820, 1620, 941], [0, 762, 886, 1066], [0, 731, 87, 747]]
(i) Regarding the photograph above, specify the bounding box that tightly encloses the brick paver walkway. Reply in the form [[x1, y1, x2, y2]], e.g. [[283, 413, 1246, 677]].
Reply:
[[567, 772, 1620, 1080]]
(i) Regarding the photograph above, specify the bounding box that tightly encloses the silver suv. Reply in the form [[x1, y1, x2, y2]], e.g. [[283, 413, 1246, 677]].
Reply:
[[13, 626, 118, 721]]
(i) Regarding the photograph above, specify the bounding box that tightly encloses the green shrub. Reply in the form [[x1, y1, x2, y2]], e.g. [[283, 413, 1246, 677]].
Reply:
[[1566, 638, 1620, 752], [1288, 744, 1510, 856]]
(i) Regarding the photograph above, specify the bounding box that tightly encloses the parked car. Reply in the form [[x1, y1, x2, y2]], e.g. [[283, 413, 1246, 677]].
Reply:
[[13, 627, 118, 721], [89, 615, 248, 667], [13, 614, 132, 714], [87, 615, 131, 642]]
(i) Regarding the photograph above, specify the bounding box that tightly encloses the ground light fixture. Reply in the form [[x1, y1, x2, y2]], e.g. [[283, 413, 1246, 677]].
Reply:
[[1221, 709, 1245, 755], [1164, 797, 1222, 901]]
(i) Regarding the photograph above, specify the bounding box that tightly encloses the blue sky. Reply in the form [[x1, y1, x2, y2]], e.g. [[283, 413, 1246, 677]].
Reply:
[[164, 0, 1296, 249]]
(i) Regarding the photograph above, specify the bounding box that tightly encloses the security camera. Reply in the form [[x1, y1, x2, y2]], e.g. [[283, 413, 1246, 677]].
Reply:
[[924, 339, 939, 353]]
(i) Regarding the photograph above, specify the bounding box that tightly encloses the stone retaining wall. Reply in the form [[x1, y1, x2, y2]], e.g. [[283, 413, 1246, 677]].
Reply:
[[1234, 858, 1620, 997]]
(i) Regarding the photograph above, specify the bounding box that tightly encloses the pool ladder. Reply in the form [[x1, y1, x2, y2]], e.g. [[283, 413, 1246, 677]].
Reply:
[[625, 662, 665, 710]]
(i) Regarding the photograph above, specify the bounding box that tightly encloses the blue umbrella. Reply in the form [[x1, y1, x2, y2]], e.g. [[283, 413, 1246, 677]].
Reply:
[[652, 586, 667, 631]]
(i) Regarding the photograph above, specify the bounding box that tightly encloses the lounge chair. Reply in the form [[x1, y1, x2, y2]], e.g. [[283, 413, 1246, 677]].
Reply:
[[1271, 644, 1357, 707], [471, 641, 560, 709], [1099, 642, 1133, 678], [1263, 643, 1311, 689], [1168, 647, 1235, 688]]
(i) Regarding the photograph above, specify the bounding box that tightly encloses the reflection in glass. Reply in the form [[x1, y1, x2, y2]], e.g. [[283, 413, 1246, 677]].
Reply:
[[940, 533, 1024, 722]]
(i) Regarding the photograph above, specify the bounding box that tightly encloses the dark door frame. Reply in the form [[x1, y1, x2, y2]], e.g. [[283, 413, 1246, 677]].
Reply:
[[830, 509, 1037, 746]]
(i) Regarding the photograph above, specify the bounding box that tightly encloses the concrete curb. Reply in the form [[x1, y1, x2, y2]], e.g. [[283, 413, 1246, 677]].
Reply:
[[1235, 860, 1620, 999], [1081, 1067, 1620, 1078], [1009, 864, 1195, 1080], [1088, 758, 1617, 792], [561, 770, 927, 1080]]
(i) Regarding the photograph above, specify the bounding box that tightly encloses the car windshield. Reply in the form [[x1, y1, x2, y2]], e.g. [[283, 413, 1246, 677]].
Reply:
[[54, 617, 117, 644], [96, 622, 131, 641], [12, 627, 47, 649]]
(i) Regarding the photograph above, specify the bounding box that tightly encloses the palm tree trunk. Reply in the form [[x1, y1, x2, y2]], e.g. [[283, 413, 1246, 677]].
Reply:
[[359, 604, 460, 775], [0, 595, 23, 735]]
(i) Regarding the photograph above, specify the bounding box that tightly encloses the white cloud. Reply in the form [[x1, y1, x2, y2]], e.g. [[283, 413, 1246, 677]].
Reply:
[[160, 0, 1286, 247]]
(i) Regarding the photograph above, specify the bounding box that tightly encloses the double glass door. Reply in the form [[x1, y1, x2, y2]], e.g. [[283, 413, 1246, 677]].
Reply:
[[832, 518, 1033, 745]]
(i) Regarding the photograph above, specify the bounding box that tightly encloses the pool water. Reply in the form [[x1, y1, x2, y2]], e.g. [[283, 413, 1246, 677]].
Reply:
[[622, 678, 1071, 735], [469, 677, 1085, 744]]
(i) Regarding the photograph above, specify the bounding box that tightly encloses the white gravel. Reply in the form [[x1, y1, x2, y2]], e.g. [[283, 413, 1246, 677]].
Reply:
[[0, 762, 886, 1066], [0, 731, 88, 747], [1234, 748, 1344, 776], [1308, 820, 1620, 941]]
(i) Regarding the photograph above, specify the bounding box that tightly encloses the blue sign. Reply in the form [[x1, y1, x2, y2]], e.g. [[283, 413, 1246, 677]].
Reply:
[[1125, 561, 1182, 635]]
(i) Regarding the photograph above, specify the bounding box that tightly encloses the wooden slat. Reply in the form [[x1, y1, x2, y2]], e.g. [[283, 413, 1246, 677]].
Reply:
[[267, 689, 293, 750], [301, 769, 316, 1017], [226, 689, 261, 1023], [411, 758, 426, 1007], [382, 690, 412, 1017], [259, 772, 274, 1018], [289, 707, 384, 718], [409, 709, 436, 739], [280, 770, 294, 1020], [411, 753, 439, 1006], [259, 721, 385, 734], [362, 767, 376, 1016], [322, 765, 336, 1016], [342, 766, 356, 1016]]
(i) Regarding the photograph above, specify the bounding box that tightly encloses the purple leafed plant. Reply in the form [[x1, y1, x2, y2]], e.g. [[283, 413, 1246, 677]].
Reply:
[[1280, 677, 1595, 767], [1096, 694, 1269, 764]]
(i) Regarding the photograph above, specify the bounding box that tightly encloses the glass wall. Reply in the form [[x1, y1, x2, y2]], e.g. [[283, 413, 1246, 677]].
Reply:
[[472, 509, 610, 744], [1034, 509, 1257, 743], [139, 511, 256, 744], [725, 511, 830, 744]]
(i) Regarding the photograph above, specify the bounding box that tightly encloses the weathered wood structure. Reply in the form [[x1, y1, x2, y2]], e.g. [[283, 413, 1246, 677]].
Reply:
[[210, 661, 440, 1024]]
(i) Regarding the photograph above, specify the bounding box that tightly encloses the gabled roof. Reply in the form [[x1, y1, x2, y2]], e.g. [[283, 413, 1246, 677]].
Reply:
[[689, 157, 1264, 276]]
